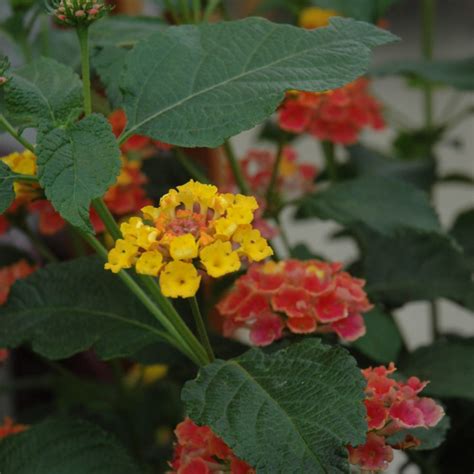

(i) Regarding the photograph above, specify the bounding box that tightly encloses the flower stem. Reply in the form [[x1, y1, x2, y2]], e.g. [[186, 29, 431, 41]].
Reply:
[[77, 228, 202, 365], [92, 197, 122, 241], [223, 140, 250, 195], [192, 0, 202, 22], [274, 214, 292, 257], [189, 296, 215, 362], [176, 149, 210, 184], [320, 140, 337, 182], [76, 26, 92, 116], [265, 139, 285, 206], [203, 0, 221, 21], [0, 114, 35, 153]]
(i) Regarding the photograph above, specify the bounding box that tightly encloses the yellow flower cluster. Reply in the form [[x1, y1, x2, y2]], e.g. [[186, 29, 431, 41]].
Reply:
[[1, 150, 38, 202], [299, 7, 339, 29], [105, 180, 273, 298]]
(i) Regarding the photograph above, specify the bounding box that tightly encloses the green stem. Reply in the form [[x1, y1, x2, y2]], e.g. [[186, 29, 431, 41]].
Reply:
[[223, 140, 250, 195], [92, 197, 122, 241], [0, 114, 35, 153], [274, 214, 292, 257], [140, 276, 209, 365], [421, 0, 435, 129], [192, 0, 202, 22], [265, 139, 285, 206], [189, 296, 215, 362], [203, 0, 221, 21], [430, 300, 441, 340], [164, 0, 180, 23], [320, 140, 337, 182], [77, 229, 202, 364], [179, 0, 191, 22], [176, 149, 210, 183], [77, 26, 92, 116]]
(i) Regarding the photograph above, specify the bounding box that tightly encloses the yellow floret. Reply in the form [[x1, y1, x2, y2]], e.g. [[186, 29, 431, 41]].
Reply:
[[141, 205, 161, 221], [169, 233, 198, 261], [200, 240, 241, 278], [124, 363, 168, 387], [104, 239, 138, 273], [239, 229, 274, 262], [213, 217, 238, 240], [1, 150, 37, 176], [299, 7, 339, 29], [135, 250, 164, 276], [159, 261, 201, 298]]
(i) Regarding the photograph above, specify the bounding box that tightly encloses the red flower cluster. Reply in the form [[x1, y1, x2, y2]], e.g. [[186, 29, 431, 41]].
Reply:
[[278, 78, 385, 144], [348, 364, 445, 471], [109, 109, 172, 155], [26, 158, 151, 235], [0, 259, 36, 305], [168, 418, 254, 474], [217, 259, 372, 346], [0, 417, 27, 439]]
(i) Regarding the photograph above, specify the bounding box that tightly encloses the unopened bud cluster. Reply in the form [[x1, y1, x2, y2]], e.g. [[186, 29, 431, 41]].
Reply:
[[47, 0, 110, 26]]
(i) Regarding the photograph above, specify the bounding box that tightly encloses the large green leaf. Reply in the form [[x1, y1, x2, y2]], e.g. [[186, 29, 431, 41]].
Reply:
[[358, 229, 474, 308], [450, 208, 474, 271], [400, 338, 474, 401], [182, 339, 367, 473], [0, 160, 15, 214], [372, 57, 474, 90], [296, 176, 441, 235], [0, 256, 166, 360], [346, 144, 436, 192], [120, 17, 396, 147], [4, 57, 83, 129], [352, 307, 402, 363], [36, 114, 121, 232], [0, 417, 142, 474]]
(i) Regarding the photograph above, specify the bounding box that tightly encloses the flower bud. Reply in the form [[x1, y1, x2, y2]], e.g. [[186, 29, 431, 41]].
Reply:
[[45, 0, 111, 26]]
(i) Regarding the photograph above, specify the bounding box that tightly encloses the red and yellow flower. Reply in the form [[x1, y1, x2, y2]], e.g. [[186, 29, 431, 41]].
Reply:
[[299, 7, 339, 29], [104, 180, 273, 298], [217, 259, 372, 346]]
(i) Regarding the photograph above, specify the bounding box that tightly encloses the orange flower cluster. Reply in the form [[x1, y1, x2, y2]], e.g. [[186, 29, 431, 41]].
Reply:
[[0, 259, 36, 305], [217, 259, 372, 346], [278, 78, 385, 144], [168, 418, 254, 474], [348, 364, 445, 471]]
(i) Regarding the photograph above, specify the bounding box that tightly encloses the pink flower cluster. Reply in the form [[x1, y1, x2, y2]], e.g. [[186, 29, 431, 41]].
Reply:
[[217, 259, 372, 346], [278, 78, 385, 144], [168, 418, 254, 474], [348, 364, 445, 471]]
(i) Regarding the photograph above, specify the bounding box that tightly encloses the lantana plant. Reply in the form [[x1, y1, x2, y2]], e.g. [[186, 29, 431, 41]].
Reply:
[[0, 0, 472, 473]]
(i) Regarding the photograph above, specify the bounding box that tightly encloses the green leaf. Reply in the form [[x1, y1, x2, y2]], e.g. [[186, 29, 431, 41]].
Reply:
[[89, 15, 165, 48], [36, 114, 121, 232], [359, 229, 474, 308], [92, 46, 129, 108], [372, 57, 474, 90], [296, 176, 441, 235], [347, 144, 436, 192], [387, 413, 450, 451], [400, 338, 474, 401], [352, 307, 402, 363], [4, 57, 83, 129], [0, 160, 15, 214], [0, 256, 166, 360], [121, 17, 397, 147], [450, 208, 474, 271], [182, 338, 367, 473], [0, 417, 142, 474]]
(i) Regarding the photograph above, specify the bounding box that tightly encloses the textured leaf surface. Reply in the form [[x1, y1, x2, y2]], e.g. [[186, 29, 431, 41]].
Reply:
[[182, 339, 367, 473], [352, 307, 402, 363], [387, 414, 450, 451], [400, 339, 474, 401], [121, 17, 396, 147], [4, 57, 83, 128], [372, 57, 474, 90], [296, 176, 441, 235], [0, 257, 165, 360], [0, 417, 142, 474], [0, 160, 15, 214], [359, 229, 474, 308], [37, 114, 120, 232]]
